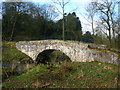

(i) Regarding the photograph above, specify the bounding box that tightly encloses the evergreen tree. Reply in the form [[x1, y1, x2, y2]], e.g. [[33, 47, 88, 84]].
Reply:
[[82, 31, 93, 43]]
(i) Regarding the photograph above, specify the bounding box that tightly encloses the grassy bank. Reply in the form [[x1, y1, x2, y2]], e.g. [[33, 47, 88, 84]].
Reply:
[[2, 42, 33, 63], [2, 61, 119, 88], [2, 41, 120, 88], [2, 42, 33, 81]]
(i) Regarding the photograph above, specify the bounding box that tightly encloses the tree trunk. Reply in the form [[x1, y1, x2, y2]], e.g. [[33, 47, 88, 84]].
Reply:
[[92, 17, 94, 36], [62, 1, 65, 40], [10, 17, 17, 41], [91, 17, 94, 42], [108, 29, 112, 48]]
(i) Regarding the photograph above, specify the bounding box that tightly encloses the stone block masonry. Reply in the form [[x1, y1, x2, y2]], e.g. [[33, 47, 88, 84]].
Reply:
[[16, 40, 119, 65]]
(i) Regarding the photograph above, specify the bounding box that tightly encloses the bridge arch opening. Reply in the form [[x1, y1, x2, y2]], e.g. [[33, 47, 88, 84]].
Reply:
[[36, 49, 71, 64]]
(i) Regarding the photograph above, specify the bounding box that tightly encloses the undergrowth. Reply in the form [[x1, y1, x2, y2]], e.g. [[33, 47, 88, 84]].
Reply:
[[2, 61, 119, 88]]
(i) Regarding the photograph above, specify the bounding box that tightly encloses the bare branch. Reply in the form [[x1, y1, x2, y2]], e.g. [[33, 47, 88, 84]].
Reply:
[[55, 7, 62, 15], [64, 0, 70, 6], [101, 29, 108, 36], [79, 12, 92, 24], [52, 0, 63, 8]]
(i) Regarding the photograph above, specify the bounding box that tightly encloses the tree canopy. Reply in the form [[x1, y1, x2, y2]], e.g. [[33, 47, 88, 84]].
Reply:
[[2, 2, 83, 41], [2, 1, 119, 49]]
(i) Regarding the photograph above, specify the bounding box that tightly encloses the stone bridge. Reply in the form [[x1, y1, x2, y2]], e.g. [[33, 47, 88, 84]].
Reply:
[[16, 40, 119, 64]]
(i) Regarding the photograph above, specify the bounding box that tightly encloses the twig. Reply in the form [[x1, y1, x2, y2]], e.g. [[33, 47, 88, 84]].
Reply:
[[41, 83, 51, 88]]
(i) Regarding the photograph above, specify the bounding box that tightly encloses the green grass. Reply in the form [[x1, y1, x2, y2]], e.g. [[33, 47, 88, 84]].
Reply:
[[2, 42, 34, 81], [2, 61, 119, 88], [2, 41, 120, 88], [2, 41, 33, 63]]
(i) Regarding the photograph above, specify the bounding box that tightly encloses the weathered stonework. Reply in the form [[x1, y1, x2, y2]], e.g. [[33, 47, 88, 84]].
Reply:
[[16, 40, 119, 64]]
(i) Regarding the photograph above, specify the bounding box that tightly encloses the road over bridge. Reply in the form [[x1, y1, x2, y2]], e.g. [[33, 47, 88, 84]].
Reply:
[[16, 40, 118, 64]]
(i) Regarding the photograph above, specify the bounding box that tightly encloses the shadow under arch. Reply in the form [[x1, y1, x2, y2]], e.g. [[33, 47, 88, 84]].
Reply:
[[36, 49, 71, 64]]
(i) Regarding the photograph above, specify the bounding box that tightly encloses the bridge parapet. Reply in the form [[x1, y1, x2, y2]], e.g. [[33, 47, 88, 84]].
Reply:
[[16, 40, 119, 64]]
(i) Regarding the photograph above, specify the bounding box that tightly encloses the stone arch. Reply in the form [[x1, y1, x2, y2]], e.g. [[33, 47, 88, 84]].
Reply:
[[35, 49, 71, 64]]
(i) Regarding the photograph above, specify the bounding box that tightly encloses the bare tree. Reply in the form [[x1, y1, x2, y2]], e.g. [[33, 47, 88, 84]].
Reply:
[[94, 0, 116, 47], [52, 0, 70, 40], [40, 4, 59, 21], [86, 2, 97, 37], [115, 17, 120, 49]]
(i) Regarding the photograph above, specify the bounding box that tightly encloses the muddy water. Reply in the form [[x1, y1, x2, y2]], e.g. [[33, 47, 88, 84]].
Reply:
[[2, 62, 34, 72], [2, 62, 34, 81]]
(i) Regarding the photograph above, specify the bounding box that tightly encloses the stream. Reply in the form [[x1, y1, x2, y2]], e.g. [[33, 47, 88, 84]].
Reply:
[[2, 62, 34, 72]]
